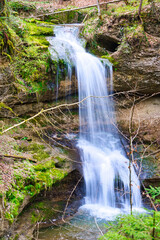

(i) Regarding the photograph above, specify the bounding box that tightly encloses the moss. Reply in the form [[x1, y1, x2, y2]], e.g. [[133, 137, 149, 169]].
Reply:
[[8, 18, 55, 93], [14, 142, 45, 153], [25, 35, 50, 46], [24, 21, 54, 36], [31, 210, 40, 224], [3, 157, 67, 223], [1, 11, 60, 95], [12, 44, 51, 93], [101, 55, 119, 66], [107, 0, 149, 16], [44, 9, 85, 24], [0, 102, 16, 116], [7, 15, 28, 38], [120, 24, 149, 53], [33, 151, 50, 161]]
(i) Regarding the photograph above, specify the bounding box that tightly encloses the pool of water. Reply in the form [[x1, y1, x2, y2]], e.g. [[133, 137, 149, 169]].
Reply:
[[38, 205, 148, 240], [38, 209, 108, 240]]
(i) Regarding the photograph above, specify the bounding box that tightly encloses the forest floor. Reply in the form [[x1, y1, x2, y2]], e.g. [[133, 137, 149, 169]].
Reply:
[[25, 0, 105, 11]]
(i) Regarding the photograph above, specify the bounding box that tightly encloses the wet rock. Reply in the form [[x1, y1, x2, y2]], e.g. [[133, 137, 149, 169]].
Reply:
[[83, 3, 160, 94], [6, 170, 84, 240]]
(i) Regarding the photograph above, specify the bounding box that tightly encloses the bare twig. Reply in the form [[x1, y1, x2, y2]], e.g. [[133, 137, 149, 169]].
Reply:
[[62, 176, 82, 221], [0, 154, 37, 163]]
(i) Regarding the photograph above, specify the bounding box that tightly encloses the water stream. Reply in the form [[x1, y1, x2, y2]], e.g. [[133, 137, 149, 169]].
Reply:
[[47, 25, 142, 220]]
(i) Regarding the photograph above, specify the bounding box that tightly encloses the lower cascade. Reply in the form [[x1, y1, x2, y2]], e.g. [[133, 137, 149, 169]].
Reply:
[[48, 26, 142, 219]]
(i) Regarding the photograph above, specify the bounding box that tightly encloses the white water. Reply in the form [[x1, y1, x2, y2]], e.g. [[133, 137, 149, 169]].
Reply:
[[48, 26, 142, 219]]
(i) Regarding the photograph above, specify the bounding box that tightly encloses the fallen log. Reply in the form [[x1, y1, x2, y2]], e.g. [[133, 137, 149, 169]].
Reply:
[[37, 0, 124, 18], [0, 154, 37, 163]]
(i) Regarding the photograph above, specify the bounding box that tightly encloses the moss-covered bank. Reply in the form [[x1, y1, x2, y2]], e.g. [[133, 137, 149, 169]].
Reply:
[[0, 121, 73, 238]]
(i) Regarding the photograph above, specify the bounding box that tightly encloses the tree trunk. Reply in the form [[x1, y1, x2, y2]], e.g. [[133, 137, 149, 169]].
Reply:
[[138, 0, 143, 16], [97, 0, 102, 19]]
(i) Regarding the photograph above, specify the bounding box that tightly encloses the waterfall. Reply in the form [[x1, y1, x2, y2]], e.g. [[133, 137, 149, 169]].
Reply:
[[48, 26, 142, 219]]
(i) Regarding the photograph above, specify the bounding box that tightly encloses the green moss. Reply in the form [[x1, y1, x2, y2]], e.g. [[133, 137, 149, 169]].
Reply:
[[10, 19, 55, 93], [25, 21, 53, 36], [33, 151, 50, 161], [3, 158, 67, 223], [121, 24, 148, 52], [44, 9, 84, 24], [108, 0, 149, 16], [31, 210, 40, 224], [25, 35, 50, 46], [35, 160, 55, 171], [0, 102, 15, 116], [1, 12, 57, 94], [7, 15, 28, 38], [29, 199, 65, 224], [4, 189, 25, 223], [12, 45, 51, 92], [101, 55, 119, 66], [14, 142, 46, 153]]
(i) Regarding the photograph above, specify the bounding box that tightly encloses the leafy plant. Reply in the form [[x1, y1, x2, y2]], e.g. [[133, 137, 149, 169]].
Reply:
[[146, 186, 160, 206], [100, 212, 160, 240]]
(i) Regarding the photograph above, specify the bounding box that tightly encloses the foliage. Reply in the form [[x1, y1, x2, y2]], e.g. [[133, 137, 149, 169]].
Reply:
[[100, 212, 160, 240], [146, 186, 160, 204]]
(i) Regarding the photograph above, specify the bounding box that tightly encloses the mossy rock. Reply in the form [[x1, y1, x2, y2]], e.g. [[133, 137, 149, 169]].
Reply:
[[2, 158, 67, 223], [25, 35, 50, 47], [43, 10, 85, 24], [25, 21, 54, 36]]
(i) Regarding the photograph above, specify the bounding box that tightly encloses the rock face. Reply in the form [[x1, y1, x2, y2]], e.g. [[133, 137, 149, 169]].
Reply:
[[116, 96, 160, 143], [0, 4, 160, 116], [0, 63, 17, 103], [0, 59, 77, 117], [83, 3, 160, 94], [112, 36, 160, 94]]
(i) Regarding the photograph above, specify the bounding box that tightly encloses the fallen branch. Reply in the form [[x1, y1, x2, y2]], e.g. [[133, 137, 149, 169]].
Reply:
[[0, 90, 148, 135], [62, 176, 82, 221], [37, 0, 124, 18], [0, 154, 37, 163]]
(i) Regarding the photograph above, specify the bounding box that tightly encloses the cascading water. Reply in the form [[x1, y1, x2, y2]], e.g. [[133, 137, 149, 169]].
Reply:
[[48, 26, 142, 219]]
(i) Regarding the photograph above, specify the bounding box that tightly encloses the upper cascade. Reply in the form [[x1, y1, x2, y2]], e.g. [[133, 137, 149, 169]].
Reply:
[[48, 25, 142, 219]]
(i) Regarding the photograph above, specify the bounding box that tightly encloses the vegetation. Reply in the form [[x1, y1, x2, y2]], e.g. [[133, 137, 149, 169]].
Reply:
[[0, 138, 68, 223], [100, 184, 160, 240], [100, 212, 160, 240]]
